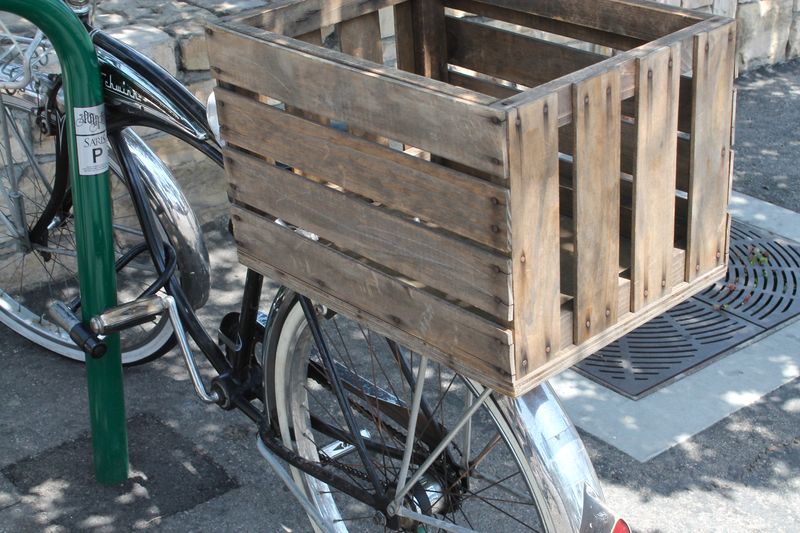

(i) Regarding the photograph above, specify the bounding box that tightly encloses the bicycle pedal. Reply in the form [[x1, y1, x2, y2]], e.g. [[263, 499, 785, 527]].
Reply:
[[47, 302, 106, 358], [90, 295, 168, 335]]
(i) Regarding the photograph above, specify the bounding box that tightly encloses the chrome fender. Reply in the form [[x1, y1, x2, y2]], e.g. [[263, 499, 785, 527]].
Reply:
[[494, 381, 605, 532], [118, 128, 210, 309]]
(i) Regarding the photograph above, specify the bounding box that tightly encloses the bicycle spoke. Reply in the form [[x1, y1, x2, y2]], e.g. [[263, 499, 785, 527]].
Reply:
[[462, 490, 541, 532]]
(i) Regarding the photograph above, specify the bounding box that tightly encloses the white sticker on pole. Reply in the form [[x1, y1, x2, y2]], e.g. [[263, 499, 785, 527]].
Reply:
[[74, 104, 110, 175]]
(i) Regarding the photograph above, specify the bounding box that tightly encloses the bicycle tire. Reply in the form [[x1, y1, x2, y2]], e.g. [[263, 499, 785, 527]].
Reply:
[[0, 93, 179, 364], [265, 297, 584, 532]]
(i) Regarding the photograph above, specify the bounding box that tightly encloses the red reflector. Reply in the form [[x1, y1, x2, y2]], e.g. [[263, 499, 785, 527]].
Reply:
[[612, 519, 631, 533]]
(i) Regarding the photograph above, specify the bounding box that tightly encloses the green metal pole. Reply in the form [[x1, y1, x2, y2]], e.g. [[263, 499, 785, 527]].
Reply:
[[0, 0, 127, 484]]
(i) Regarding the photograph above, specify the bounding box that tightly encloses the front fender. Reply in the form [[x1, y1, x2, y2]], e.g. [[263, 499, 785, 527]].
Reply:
[[117, 128, 210, 309]]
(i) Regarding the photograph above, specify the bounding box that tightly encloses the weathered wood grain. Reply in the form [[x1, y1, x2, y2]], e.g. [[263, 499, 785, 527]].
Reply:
[[514, 264, 727, 394], [445, 16, 603, 87], [559, 120, 692, 191], [393, 1, 416, 72], [338, 11, 386, 143], [215, 88, 510, 251], [572, 70, 622, 344], [444, 0, 646, 50], [338, 10, 383, 63], [448, 69, 520, 99], [458, 0, 704, 40], [235, 0, 404, 37], [209, 7, 735, 396], [686, 21, 736, 281], [207, 23, 506, 176], [506, 93, 561, 377], [232, 205, 516, 384], [226, 148, 513, 319], [494, 17, 731, 118], [631, 44, 681, 310], [410, 0, 448, 80]]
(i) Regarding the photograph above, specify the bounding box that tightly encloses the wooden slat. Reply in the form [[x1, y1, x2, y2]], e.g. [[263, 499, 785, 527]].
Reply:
[[232, 206, 515, 386], [494, 17, 731, 121], [338, 11, 383, 63], [410, 0, 448, 80], [226, 148, 513, 320], [445, 16, 603, 87], [572, 70, 621, 344], [557, 169, 690, 251], [448, 69, 520, 99], [445, 0, 646, 50], [631, 44, 681, 310], [507, 93, 561, 378], [212, 20, 495, 105], [208, 23, 506, 176], [338, 11, 386, 143], [456, 0, 704, 41], [559, 213, 687, 291], [514, 263, 727, 395], [235, 0, 405, 38], [559, 121, 692, 191], [393, 1, 416, 72], [215, 89, 510, 252], [686, 21, 736, 281]]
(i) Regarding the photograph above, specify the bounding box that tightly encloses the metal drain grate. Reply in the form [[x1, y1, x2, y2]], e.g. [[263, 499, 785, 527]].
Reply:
[[695, 223, 800, 328], [575, 220, 800, 399]]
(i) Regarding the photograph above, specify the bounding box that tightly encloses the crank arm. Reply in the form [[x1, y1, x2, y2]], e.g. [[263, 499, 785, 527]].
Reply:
[[90, 295, 219, 404]]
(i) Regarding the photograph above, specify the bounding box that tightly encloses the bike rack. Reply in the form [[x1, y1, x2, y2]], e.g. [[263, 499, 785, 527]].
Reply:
[[0, 0, 128, 484]]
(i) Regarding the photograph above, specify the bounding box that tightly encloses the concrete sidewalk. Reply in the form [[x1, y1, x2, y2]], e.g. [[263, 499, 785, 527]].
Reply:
[[0, 54, 798, 533]]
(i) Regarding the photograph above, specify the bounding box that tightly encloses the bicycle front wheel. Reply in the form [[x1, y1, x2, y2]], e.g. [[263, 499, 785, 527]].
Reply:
[[267, 298, 570, 532], [0, 93, 175, 364]]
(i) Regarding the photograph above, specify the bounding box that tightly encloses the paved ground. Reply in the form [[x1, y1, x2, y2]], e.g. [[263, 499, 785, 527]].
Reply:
[[0, 8, 799, 531], [733, 60, 800, 213]]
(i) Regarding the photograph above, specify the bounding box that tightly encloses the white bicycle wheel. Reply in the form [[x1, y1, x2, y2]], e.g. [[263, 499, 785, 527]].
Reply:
[[0, 93, 174, 363], [268, 300, 584, 532]]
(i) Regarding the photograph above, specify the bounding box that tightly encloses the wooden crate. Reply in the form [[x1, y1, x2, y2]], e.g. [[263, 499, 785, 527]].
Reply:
[[208, 0, 736, 396]]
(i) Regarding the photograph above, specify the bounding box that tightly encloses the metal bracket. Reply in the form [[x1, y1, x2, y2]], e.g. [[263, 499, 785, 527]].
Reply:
[[90, 295, 219, 404]]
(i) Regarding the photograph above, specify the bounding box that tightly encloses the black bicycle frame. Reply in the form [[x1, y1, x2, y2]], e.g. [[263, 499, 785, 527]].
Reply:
[[41, 13, 443, 513]]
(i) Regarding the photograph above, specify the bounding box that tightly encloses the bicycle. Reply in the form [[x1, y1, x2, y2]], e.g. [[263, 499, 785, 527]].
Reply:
[[0, 0, 216, 364], [0, 1, 626, 531]]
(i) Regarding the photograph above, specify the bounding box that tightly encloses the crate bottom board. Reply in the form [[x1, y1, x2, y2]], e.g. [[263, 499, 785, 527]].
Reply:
[[233, 205, 727, 396]]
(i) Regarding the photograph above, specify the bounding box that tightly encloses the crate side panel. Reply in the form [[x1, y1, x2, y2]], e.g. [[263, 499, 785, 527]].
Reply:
[[236, 0, 405, 37], [686, 22, 736, 281], [513, 263, 727, 396], [408, 0, 448, 80], [572, 70, 622, 344], [338, 11, 387, 144], [226, 148, 513, 320], [215, 88, 510, 252], [444, 17, 603, 88], [207, 25, 506, 176], [338, 11, 384, 63], [631, 44, 681, 310], [231, 205, 515, 387], [448, 71, 520, 99], [445, 0, 645, 51], [393, 1, 416, 72], [507, 93, 562, 376], [466, 0, 704, 40]]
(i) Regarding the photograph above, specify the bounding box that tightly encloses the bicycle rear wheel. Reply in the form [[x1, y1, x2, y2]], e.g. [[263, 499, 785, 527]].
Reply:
[[0, 93, 175, 363], [267, 298, 572, 532]]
